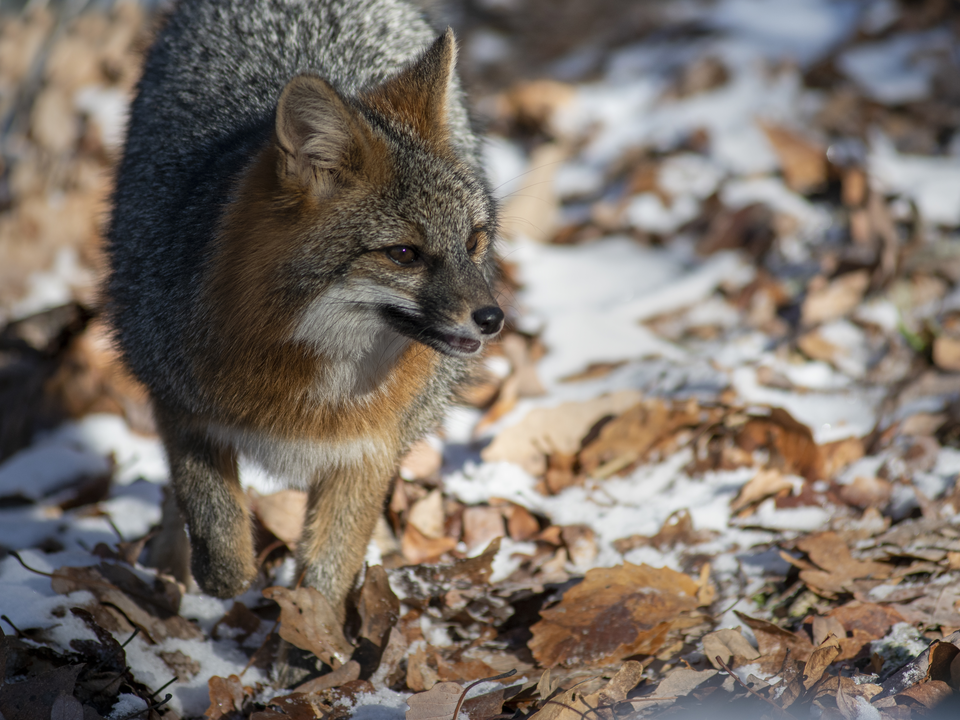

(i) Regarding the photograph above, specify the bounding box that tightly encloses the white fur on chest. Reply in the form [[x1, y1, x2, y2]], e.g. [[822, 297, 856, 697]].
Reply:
[[210, 424, 389, 488], [291, 279, 414, 401]]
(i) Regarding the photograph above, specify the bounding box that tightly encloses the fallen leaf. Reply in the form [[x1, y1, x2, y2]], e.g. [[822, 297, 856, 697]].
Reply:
[[796, 532, 893, 597], [897, 680, 953, 708], [51, 564, 201, 642], [803, 636, 841, 689], [702, 627, 760, 669], [579, 398, 707, 478], [358, 565, 401, 651], [801, 271, 870, 326], [250, 489, 306, 548], [293, 660, 361, 694], [481, 390, 643, 476], [0, 663, 82, 720], [402, 523, 458, 564], [736, 407, 824, 481], [734, 611, 814, 671], [263, 586, 352, 668], [462, 505, 506, 554], [731, 468, 794, 512], [205, 674, 250, 719], [400, 439, 443, 481], [408, 489, 447, 540], [760, 122, 827, 194], [529, 563, 703, 667], [934, 336, 960, 372]]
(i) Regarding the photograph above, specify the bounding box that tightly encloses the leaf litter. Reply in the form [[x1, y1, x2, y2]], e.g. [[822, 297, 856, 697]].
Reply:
[[5, 1, 960, 719]]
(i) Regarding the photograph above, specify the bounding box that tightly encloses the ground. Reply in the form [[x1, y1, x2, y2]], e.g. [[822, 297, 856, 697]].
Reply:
[[2, 1, 960, 719]]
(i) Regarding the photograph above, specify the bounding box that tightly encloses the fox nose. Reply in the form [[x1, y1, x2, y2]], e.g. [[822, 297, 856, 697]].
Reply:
[[472, 306, 504, 335]]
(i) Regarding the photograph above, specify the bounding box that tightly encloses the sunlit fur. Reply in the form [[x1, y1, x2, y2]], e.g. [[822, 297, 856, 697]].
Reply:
[[106, 0, 501, 616]]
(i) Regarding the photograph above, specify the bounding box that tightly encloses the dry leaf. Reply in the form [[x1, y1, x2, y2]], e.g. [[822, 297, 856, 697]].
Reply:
[[262, 586, 352, 667], [293, 660, 361, 694], [400, 439, 443, 481], [731, 468, 794, 512], [934, 336, 960, 372], [462, 505, 506, 553], [481, 390, 643, 476], [801, 271, 870, 326], [796, 532, 892, 597], [402, 523, 458, 564], [529, 563, 703, 667], [579, 398, 707, 478], [205, 674, 250, 719], [250, 489, 306, 548], [803, 637, 841, 689], [736, 407, 824, 481], [702, 627, 760, 669], [760, 122, 827, 194], [408, 489, 447, 540], [51, 564, 201, 642], [358, 565, 401, 651], [504, 504, 540, 541]]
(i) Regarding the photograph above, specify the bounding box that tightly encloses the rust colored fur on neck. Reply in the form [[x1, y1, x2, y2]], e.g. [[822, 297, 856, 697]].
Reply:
[[196, 139, 437, 442]]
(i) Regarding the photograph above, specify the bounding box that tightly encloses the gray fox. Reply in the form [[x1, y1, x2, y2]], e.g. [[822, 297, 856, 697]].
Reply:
[[106, 0, 502, 616]]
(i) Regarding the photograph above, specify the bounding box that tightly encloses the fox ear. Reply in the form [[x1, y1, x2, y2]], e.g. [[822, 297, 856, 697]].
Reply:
[[363, 28, 458, 147], [275, 76, 378, 195]]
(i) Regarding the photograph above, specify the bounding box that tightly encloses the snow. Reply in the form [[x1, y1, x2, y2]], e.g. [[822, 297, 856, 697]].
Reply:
[[6, 0, 960, 715]]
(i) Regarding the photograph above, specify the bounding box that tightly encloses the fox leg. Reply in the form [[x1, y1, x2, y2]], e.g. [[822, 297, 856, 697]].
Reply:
[[297, 452, 396, 619], [154, 404, 257, 598]]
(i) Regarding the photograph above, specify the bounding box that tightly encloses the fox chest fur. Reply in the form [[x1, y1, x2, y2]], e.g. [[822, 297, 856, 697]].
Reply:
[[106, 0, 502, 613]]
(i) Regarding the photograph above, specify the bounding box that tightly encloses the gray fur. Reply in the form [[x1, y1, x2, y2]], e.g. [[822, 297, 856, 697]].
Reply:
[[107, 0, 487, 414]]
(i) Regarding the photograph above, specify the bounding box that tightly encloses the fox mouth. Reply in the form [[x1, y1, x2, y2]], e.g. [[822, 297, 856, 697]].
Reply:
[[438, 333, 481, 355]]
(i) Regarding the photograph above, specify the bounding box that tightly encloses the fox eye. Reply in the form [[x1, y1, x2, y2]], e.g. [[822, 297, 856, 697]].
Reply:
[[466, 229, 482, 254], [386, 245, 419, 265]]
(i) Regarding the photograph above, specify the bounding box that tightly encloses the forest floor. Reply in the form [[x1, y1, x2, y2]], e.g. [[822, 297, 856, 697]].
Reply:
[[3, 1, 960, 718]]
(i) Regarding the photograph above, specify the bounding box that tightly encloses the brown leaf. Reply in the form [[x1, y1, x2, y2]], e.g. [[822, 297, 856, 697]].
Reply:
[[461, 687, 506, 720], [408, 489, 447, 540], [504, 504, 540, 541], [205, 674, 250, 719], [735, 407, 823, 481], [934, 336, 960, 372], [702, 627, 760, 669], [294, 660, 361, 693], [759, 122, 827, 194], [803, 637, 840, 689], [613, 509, 717, 553], [731, 469, 794, 512], [481, 390, 643, 476], [838, 475, 892, 509], [51, 564, 200, 642], [358, 565, 400, 650], [402, 524, 458, 564], [263, 586, 352, 667], [250, 489, 306, 548], [796, 532, 893, 597], [579, 398, 705, 478], [400, 439, 443, 481], [462, 506, 506, 554], [50, 693, 83, 720], [405, 680, 462, 720], [212, 601, 262, 643], [529, 563, 703, 667], [734, 611, 814, 670], [801, 271, 870, 326], [897, 680, 953, 708]]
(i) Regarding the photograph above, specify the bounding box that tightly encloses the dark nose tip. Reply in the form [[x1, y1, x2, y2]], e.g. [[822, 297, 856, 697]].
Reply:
[[472, 306, 504, 335]]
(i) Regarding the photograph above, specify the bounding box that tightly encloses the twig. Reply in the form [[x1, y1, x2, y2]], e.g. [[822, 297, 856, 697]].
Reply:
[[452, 669, 518, 720], [714, 656, 797, 719], [9, 550, 56, 577], [120, 628, 140, 648]]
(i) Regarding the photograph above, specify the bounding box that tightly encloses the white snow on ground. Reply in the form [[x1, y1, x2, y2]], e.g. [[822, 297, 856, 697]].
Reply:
[[3, 0, 960, 717]]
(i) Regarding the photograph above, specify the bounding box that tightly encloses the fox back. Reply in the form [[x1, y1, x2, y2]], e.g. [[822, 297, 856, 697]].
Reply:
[[106, 0, 502, 612]]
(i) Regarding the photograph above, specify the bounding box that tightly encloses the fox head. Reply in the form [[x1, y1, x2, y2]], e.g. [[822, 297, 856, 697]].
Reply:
[[205, 29, 502, 400]]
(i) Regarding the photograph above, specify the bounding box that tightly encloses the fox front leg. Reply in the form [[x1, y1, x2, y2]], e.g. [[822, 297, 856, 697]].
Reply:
[[155, 405, 258, 598], [296, 452, 396, 620]]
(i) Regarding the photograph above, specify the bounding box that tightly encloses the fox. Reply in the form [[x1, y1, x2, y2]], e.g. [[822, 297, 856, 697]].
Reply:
[[106, 0, 502, 618]]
